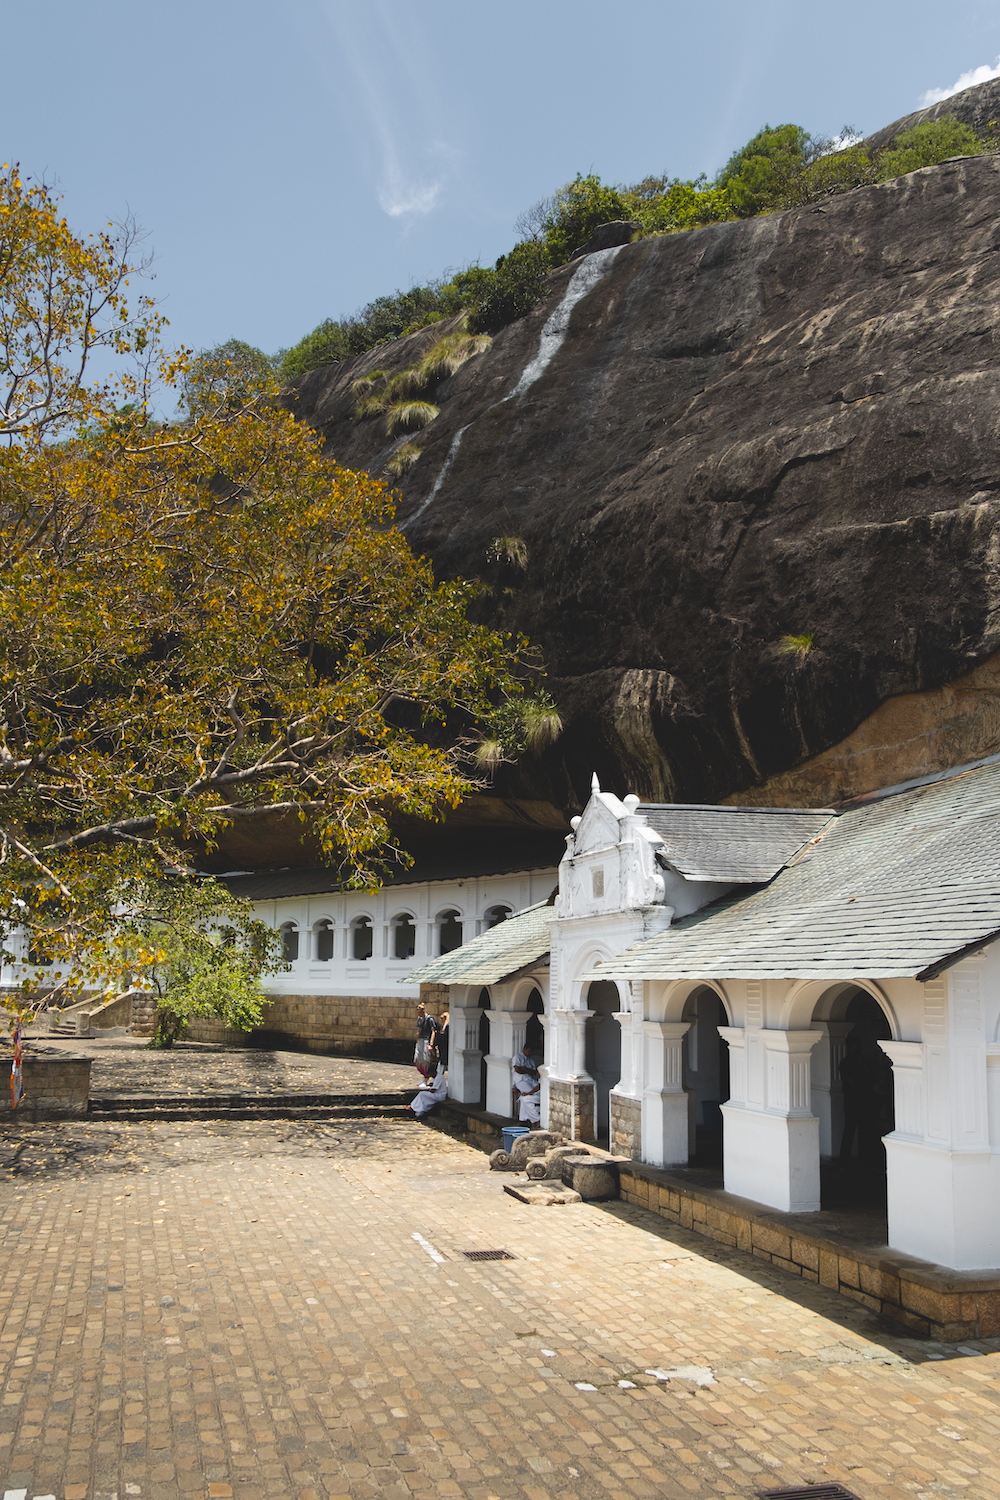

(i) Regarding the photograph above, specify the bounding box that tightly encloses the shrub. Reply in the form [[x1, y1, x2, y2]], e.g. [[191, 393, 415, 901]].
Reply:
[[717, 124, 819, 217], [629, 177, 733, 233], [874, 117, 982, 179], [385, 442, 423, 477], [487, 535, 528, 569], [385, 400, 440, 435], [541, 174, 633, 265], [778, 144, 875, 207], [778, 631, 815, 659], [418, 328, 492, 383], [467, 242, 551, 335], [279, 319, 351, 382]]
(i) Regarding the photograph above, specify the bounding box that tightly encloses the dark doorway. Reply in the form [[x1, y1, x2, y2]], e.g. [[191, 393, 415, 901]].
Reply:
[[525, 988, 544, 1060], [585, 980, 621, 1141], [821, 990, 893, 1216], [478, 988, 491, 1108], [684, 989, 730, 1167]]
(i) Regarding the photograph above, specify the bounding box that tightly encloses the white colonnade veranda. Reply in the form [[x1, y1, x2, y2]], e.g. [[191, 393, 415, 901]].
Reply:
[[410, 759, 1000, 1274]]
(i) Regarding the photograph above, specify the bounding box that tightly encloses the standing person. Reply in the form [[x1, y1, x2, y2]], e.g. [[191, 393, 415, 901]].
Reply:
[[436, 1010, 449, 1071], [414, 1002, 437, 1080], [511, 1042, 541, 1126]]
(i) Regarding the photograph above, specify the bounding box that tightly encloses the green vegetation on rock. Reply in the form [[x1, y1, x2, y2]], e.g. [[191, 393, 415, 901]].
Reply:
[[273, 111, 995, 383]]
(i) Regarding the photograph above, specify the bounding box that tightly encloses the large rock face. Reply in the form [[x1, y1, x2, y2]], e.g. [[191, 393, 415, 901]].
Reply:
[[288, 153, 1000, 814]]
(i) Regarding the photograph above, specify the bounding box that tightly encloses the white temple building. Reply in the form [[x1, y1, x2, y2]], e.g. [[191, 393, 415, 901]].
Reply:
[[410, 759, 1000, 1274]]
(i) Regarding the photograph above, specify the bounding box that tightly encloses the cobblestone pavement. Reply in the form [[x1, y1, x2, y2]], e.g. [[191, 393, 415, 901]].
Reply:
[[0, 1115, 998, 1500], [34, 1038, 416, 1097]]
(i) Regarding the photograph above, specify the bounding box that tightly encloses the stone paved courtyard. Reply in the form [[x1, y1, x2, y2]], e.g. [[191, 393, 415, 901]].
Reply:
[[0, 1104, 999, 1500], [36, 1038, 417, 1099]]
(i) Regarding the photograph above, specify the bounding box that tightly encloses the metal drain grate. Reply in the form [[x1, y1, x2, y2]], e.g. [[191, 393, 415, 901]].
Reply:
[[462, 1249, 516, 1261], [760, 1487, 862, 1500]]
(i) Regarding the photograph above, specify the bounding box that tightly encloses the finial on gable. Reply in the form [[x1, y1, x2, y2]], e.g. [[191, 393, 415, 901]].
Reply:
[[591, 772, 601, 794]]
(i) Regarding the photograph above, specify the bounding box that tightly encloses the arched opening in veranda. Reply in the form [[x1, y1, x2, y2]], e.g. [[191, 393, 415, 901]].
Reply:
[[585, 979, 622, 1142], [477, 987, 491, 1108], [812, 986, 894, 1213], [682, 986, 730, 1167]]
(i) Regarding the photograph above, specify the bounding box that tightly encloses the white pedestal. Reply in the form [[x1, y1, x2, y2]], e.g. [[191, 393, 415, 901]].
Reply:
[[885, 1138, 1000, 1269], [722, 1104, 821, 1212]]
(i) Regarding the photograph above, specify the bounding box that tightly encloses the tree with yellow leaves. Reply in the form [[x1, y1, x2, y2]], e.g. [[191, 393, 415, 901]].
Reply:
[[0, 165, 529, 1024]]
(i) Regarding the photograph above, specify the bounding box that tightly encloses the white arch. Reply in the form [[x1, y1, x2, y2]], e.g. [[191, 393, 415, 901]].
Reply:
[[510, 974, 549, 1011], [781, 978, 901, 1040], [573, 946, 630, 1011], [651, 978, 734, 1025]]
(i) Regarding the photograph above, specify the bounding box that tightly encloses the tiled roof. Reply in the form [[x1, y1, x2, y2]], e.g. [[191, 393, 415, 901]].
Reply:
[[639, 804, 834, 883], [602, 760, 1000, 980], [220, 834, 563, 902], [407, 902, 552, 986]]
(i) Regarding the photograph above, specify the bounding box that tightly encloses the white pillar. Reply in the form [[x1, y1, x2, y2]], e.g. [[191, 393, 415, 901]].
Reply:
[[881, 1031, 1000, 1270], [538, 1015, 551, 1126], [484, 1010, 530, 1119], [810, 1020, 852, 1158], [447, 1004, 483, 1104], [641, 1021, 691, 1167], [720, 1029, 823, 1213]]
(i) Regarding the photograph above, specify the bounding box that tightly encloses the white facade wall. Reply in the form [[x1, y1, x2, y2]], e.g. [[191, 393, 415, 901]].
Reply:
[[253, 868, 556, 1001]]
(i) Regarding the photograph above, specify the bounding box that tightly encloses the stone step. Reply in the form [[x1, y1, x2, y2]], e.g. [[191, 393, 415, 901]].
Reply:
[[88, 1091, 414, 1123], [91, 1089, 410, 1110]]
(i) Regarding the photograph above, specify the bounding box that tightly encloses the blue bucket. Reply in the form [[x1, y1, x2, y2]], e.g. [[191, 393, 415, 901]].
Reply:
[[502, 1125, 530, 1154]]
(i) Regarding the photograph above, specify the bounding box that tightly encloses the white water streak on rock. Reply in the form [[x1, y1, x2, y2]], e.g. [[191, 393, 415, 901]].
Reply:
[[508, 244, 624, 399], [405, 246, 623, 527], [404, 424, 470, 527]]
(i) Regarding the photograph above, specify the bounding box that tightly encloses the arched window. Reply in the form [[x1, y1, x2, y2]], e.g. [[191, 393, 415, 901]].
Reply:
[[392, 913, 416, 960], [314, 920, 334, 962], [279, 923, 299, 962], [438, 910, 462, 955], [352, 916, 373, 961], [485, 904, 511, 929]]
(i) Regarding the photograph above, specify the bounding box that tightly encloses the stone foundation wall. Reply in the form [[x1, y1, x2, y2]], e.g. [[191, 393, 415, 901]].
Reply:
[[130, 992, 158, 1038], [547, 1079, 596, 1142], [188, 992, 418, 1060], [419, 983, 449, 1012], [7, 1054, 92, 1122], [609, 1094, 642, 1160], [620, 1164, 1000, 1342]]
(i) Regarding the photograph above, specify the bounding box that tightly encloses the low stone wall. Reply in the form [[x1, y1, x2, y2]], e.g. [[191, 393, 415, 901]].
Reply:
[[188, 991, 418, 1061], [609, 1095, 642, 1160], [5, 1053, 92, 1122], [548, 1079, 595, 1142], [620, 1163, 1000, 1341]]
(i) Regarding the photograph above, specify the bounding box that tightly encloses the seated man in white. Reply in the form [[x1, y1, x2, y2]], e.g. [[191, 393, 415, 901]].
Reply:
[[410, 1067, 447, 1118], [512, 1044, 541, 1125]]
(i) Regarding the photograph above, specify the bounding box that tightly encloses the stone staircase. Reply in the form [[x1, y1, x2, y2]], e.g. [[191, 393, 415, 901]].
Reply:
[[47, 1017, 82, 1039], [88, 1088, 414, 1123]]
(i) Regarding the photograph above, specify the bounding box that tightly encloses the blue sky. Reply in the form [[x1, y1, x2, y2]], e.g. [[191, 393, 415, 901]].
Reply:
[[3, 0, 999, 364]]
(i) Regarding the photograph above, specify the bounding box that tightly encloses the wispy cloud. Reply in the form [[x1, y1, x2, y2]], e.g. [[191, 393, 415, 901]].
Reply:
[[921, 56, 1000, 107], [318, 0, 459, 224]]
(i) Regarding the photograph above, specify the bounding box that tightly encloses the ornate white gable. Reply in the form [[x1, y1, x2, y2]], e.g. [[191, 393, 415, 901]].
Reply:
[[555, 775, 667, 919]]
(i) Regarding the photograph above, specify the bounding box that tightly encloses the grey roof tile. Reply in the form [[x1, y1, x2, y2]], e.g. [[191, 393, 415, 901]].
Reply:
[[603, 761, 1000, 980], [639, 804, 834, 882], [407, 902, 552, 987]]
